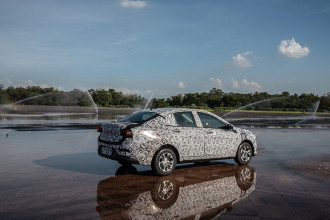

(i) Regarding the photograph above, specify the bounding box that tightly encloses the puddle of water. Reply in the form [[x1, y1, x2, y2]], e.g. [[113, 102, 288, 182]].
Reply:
[[0, 127, 329, 219], [0, 104, 329, 219]]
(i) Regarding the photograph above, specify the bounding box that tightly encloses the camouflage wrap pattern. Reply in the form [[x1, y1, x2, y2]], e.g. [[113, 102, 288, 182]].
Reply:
[[98, 108, 257, 165]]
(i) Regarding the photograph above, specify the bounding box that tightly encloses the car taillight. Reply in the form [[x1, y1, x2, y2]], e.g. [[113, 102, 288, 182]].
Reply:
[[97, 127, 102, 132], [125, 130, 132, 137], [120, 129, 133, 137]]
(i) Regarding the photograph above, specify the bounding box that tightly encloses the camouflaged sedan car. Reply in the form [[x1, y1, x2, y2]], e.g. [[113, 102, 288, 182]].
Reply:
[[97, 108, 257, 176]]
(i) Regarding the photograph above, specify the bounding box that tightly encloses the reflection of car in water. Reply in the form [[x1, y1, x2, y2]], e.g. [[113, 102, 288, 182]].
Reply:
[[96, 163, 256, 219]]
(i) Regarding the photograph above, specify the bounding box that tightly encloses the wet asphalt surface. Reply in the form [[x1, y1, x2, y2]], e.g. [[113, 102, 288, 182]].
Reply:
[[0, 128, 329, 219]]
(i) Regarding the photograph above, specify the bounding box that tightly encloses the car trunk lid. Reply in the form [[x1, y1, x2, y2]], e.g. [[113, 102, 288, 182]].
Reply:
[[99, 121, 135, 143]]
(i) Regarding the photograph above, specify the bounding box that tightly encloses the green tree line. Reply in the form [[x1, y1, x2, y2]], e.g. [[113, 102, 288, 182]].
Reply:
[[88, 88, 145, 107], [1, 85, 330, 112], [0, 85, 146, 108], [151, 88, 330, 112]]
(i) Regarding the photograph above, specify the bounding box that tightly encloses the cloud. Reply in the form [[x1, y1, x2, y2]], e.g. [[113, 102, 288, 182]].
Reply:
[[241, 79, 250, 86], [178, 81, 185, 89], [169, 80, 185, 89], [210, 77, 223, 88], [1, 78, 68, 90], [39, 84, 50, 89], [2, 78, 50, 88], [116, 87, 141, 94], [250, 81, 261, 89], [242, 79, 261, 92], [278, 37, 310, 58], [232, 78, 261, 93], [232, 78, 240, 89], [4, 78, 13, 86], [100, 86, 147, 96], [119, 0, 147, 9], [229, 52, 252, 68]]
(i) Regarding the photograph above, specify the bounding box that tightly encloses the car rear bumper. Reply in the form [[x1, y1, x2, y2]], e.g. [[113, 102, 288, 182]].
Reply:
[[98, 145, 140, 164]]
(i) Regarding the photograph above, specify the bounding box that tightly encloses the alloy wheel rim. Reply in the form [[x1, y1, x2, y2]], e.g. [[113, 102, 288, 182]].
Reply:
[[239, 167, 251, 182], [159, 152, 174, 172], [240, 145, 251, 162], [157, 180, 174, 200]]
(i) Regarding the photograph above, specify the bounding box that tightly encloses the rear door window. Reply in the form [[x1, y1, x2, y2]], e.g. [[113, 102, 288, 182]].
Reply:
[[173, 112, 197, 127]]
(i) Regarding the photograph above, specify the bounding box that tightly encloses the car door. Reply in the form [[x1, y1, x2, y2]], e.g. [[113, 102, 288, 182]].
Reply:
[[168, 111, 205, 159], [197, 112, 238, 158]]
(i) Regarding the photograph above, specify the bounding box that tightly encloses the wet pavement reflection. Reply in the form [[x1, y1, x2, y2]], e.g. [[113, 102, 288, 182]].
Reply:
[[0, 128, 329, 219], [96, 164, 255, 220]]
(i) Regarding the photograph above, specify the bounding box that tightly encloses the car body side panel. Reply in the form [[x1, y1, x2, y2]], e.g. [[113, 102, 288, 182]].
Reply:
[[193, 110, 244, 158], [203, 128, 241, 158], [137, 114, 205, 164], [165, 126, 205, 159]]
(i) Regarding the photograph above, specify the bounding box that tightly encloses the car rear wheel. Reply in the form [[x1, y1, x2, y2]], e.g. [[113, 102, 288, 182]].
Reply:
[[235, 142, 252, 165], [152, 148, 177, 176]]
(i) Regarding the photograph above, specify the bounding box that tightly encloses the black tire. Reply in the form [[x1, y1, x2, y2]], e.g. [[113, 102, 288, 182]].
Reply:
[[235, 142, 253, 165], [152, 148, 177, 176]]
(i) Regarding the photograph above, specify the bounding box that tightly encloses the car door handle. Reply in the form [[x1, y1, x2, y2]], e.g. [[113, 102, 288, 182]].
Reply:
[[173, 129, 181, 133], [207, 131, 214, 134]]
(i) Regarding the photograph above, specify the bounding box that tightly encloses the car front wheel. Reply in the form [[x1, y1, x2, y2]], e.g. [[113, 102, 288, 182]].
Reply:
[[235, 142, 252, 165], [152, 148, 177, 176]]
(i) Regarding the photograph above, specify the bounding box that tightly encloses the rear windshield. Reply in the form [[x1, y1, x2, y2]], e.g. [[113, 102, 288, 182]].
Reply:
[[118, 111, 158, 124]]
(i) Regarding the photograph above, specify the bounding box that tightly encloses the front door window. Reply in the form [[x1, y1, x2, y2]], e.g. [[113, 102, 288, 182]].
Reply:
[[197, 112, 225, 129]]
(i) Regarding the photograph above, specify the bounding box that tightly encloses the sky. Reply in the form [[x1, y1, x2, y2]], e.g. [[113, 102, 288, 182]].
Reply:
[[0, 0, 330, 98]]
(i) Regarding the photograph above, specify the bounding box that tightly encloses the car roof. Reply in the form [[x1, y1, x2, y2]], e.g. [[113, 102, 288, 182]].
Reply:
[[142, 108, 209, 115], [137, 108, 230, 125]]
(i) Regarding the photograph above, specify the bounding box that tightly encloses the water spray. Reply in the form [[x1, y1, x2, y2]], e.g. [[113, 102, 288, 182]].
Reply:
[[1, 93, 52, 110], [222, 97, 283, 118], [87, 91, 99, 115], [144, 92, 153, 109], [312, 100, 320, 117], [296, 100, 320, 125]]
